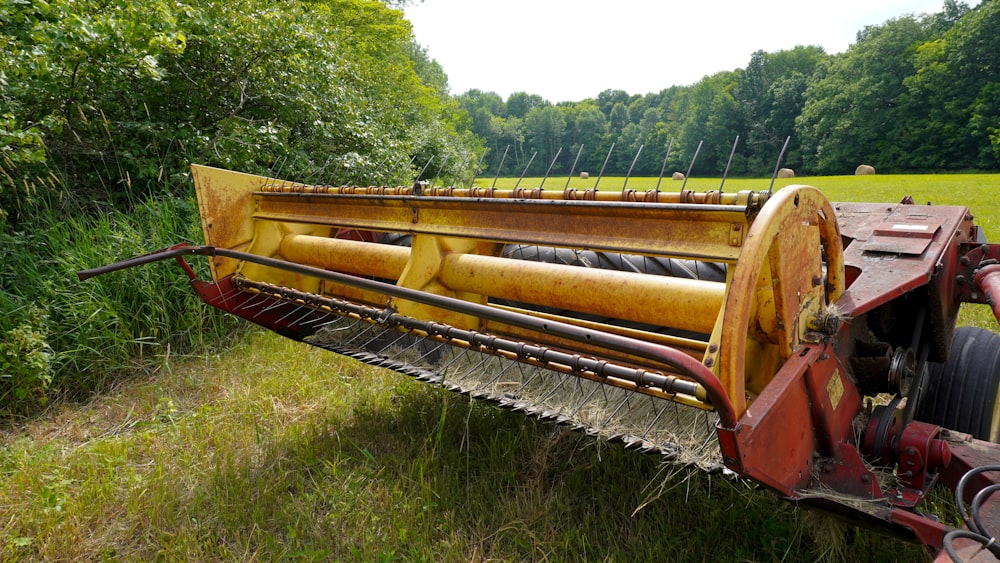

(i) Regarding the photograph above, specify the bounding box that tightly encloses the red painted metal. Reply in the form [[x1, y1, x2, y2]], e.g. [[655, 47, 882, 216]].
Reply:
[[975, 264, 1000, 322], [835, 202, 969, 317]]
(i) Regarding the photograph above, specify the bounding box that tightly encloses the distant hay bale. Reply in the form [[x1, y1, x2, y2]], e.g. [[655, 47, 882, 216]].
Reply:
[[671, 172, 685, 181], [579, 171, 589, 179], [855, 164, 876, 175], [777, 167, 795, 179]]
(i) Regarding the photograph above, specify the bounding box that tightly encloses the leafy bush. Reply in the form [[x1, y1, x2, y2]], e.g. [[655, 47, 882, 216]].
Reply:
[[0, 0, 478, 225], [0, 308, 54, 409]]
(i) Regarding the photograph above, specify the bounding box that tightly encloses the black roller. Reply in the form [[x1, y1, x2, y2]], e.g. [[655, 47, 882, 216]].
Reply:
[[915, 326, 1000, 442]]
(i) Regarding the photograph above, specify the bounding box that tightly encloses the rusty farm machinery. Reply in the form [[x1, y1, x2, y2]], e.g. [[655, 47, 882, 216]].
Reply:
[[80, 150, 1000, 560]]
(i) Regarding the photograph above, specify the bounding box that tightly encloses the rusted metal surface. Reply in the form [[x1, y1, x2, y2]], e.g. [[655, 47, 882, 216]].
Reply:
[[835, 201, 972, 317], [252, 192, 750, 261], [712, 185, 844, 416]]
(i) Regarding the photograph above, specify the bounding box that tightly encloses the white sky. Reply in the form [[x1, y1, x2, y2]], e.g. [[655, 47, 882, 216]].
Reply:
[[405, 0, 978, 103]]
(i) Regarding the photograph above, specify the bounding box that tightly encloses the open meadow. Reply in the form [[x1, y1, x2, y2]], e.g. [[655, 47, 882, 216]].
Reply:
[[2, 173, 999, 561]]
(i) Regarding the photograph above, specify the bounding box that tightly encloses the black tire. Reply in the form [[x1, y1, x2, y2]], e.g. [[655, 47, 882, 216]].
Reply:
[[915, 326, 1000, 442], [501, 245, 727, 282]]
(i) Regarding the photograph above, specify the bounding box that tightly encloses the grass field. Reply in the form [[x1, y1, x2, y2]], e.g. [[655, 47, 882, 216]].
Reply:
[[2, 174, 999, 561]]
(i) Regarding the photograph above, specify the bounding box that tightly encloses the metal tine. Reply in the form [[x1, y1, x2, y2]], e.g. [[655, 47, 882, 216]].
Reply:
[[538, 147, 562, 189], [468, 353, 521, 394], [268, 156, 288, 185], [366, 155, 390, 186], [491, 144, 510, 189], [655, 137, 675, 192], [468, 150, 488, 189], [593, 142, 615, 190], [292, 307, 334, 329], [413, 339, 450, 367], [507, 358, 549, 397], [567, 380, 605, 419], [534, 368, 576, 405], [622, 144, 644, 191], [302, 156, 333, 186], [431, 152, 451, 188], [513, 151, 537, 190], [680, 140, 703, 192], [210, 282, 244, 311], [451, 151, 471, 188], [768, 135, 792, 194], [232, 290, 273, 313], [564, 144, 584, 190], [719, 135, 739, 192], [386, 154, 417, 186], [342, 156, 366, 187], [272, 302, 314, 326], [325, 160, 344, 187], [280, 157, 299, 188], [600, 389, 636, 431], [414, 155, 435, 186], [639, 397, 672, 441]]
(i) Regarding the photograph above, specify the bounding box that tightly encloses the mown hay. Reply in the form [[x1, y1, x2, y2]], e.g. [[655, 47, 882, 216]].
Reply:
[[777, 167, 795, 179], [671, 172, 685, 181], [855, 164, 876, 175]]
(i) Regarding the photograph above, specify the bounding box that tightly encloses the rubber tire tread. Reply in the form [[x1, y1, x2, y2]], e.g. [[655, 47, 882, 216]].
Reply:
[[501, 245, 727, 282], [915, 326, 1000, 441]]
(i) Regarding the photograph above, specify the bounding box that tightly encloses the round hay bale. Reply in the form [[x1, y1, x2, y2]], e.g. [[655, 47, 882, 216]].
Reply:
[[671, 172, 685, 181], [579, 171, 589, 179], [777, 167, 795, 179], [855, 164, 876, 175]]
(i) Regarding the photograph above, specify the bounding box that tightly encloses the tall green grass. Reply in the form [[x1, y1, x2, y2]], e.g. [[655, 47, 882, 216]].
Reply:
[[0, 194, 240, 412]]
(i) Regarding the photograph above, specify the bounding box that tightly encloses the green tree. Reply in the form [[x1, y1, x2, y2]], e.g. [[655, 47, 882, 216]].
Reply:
[[524, 105, 566, 175], [0, 0, 477, 224], [797, 15, 935, 174], [899, 0, 1000, 169], [506, 92, 545, 119]]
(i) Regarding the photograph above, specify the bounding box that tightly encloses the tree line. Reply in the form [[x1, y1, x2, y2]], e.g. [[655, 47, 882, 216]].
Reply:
[[458, 0, 999, 179]]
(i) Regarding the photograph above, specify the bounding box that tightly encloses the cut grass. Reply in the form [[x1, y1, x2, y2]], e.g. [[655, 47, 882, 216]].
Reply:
[[5, 173, 1000, 561]]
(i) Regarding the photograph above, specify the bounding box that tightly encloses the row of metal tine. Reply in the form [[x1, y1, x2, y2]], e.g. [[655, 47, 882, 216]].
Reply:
[[263, 136, 792, 195]]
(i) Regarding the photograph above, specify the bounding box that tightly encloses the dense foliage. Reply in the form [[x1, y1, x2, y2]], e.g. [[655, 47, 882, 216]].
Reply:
[[0, 0, 475, 226], [460, 0, 1000, 177], [0, 0, 473, 410]]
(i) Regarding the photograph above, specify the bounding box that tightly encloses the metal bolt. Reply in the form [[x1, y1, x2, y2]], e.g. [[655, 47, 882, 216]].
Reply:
[[861, 473, 872, 483], [704, 357, 714, 367]]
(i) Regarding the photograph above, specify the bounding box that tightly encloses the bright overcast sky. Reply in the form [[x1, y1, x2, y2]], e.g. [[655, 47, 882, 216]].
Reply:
[[405, 0, 979, 103]]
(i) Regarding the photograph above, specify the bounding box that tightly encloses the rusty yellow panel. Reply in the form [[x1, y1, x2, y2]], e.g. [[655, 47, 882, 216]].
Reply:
[[190, 164, 266, 279], [252, 192, 748, 262]]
